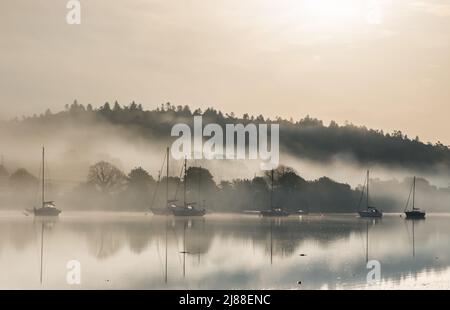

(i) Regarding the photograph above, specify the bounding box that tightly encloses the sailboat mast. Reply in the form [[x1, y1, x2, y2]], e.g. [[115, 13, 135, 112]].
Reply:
[[366, 170, 369, 209], [198, 166, 201, 207], [42, 147, 45, 207], [183, 158, 187, 207], [166, 147, 169, 206], [412, 176, 416, 210], [270, 170, 274, 211]]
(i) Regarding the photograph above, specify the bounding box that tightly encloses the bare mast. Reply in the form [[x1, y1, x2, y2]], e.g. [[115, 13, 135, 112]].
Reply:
[[42, 147, 45, 207], [183, 158, 187, 208], [270, 170, 274, 211], [366, 170, 369, 210], [165, 147, 169, 284], [166, 147, 169, 206]]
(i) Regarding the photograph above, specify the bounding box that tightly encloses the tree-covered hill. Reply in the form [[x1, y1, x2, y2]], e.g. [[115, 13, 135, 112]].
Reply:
[[5, 101, 450, 172]]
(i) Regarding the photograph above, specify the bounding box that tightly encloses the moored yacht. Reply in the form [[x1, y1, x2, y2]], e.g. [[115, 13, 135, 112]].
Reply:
[[357, 170, 382, 218], [172, 158, 206, 217], [404, 176, 425, 219], [30, 147, 61, 217], [150, 147, 174, 216], [261, 169, 289, 217]]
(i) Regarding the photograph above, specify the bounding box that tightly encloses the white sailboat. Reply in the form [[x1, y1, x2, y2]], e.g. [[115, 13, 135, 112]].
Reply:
[[32, 147, 61, 216], [358, 170, 382, 218], [261, 169, 289, 217]]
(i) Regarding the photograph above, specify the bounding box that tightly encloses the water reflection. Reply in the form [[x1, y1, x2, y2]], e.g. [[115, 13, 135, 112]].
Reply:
[[0, 212, 449, 289]]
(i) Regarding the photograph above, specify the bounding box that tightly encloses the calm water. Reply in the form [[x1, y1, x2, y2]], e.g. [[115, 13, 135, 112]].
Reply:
[[0, 211, 449, 289]]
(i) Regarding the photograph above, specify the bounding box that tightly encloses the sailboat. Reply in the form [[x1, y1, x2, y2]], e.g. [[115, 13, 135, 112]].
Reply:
[[32, 147, 61, 216], [296, 203, 309, 215], [261, 170, 289, 217], [172, 158, 206, 217], [358, 170, 382, 218], [151, 147, 175, 216], [404, 176, 425, 219]]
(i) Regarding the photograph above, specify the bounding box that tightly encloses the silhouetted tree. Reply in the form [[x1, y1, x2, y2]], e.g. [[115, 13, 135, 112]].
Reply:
[[87, 161, 127, 194], [128, 167, 154, 190]]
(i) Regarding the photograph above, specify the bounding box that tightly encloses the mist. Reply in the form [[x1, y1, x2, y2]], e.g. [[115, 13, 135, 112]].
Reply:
[[1, 102, 450, 213]]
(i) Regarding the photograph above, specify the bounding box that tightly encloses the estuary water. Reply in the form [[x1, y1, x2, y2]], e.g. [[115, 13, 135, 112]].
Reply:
[[0, 211, 449, 289]]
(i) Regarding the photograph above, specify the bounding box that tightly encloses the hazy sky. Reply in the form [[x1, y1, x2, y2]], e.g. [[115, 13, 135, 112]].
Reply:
[[1, 0, 450, 143]]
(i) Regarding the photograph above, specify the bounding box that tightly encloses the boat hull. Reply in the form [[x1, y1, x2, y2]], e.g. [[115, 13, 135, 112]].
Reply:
[[34, 207, 61, 216], [405, 210, 425, 219], [358, 209, 382, 218], [261, 210, 290, 217], [172, 208, 206, 217]]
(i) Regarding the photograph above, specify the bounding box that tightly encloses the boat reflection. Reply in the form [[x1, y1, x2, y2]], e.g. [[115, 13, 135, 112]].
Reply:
[[0, 213, 449, 289]]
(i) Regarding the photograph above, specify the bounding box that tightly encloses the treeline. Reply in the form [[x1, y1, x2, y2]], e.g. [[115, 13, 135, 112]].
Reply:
[[5, 100, 450, 171], [0, 161, 357, 212], [1, 160, 449, 213]]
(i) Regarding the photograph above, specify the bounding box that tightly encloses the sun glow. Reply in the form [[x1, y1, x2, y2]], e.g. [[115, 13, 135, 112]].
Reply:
[[301, 0, 382, 26]]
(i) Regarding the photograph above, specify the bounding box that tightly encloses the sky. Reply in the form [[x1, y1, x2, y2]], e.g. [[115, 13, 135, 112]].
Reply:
[[1, 0, 450, 144]]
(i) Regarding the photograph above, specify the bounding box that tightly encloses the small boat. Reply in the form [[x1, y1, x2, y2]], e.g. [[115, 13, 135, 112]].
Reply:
[[261, 208, 289, 217], [359, 207, 382, 218], [404, 176, 425, 219], [172, 159, 205, 217], [261, 169, 289, 217], [32, 147, 61, 217], [357, 170, 382, 218], [296, 204, 309, 215], [150, 147, 176, 216], [172, 203, 206, 217], [34, 202, 61, 216], [405, 209, 425, 219]]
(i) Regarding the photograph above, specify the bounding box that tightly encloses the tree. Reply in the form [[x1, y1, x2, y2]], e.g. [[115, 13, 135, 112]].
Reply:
[[128, 167, 154, 189], [251, 176, 268, 193], [113, 101, 121, 111], [185, 167, 216, 205], [278, 171, 307, 190], [87, 161, 127, 194], [186, 167, 215, 188], [263, 165, 296, 184], [129, 101, 138, 111], [101, 102, 111, 112], [123, 167, 155, 210]]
